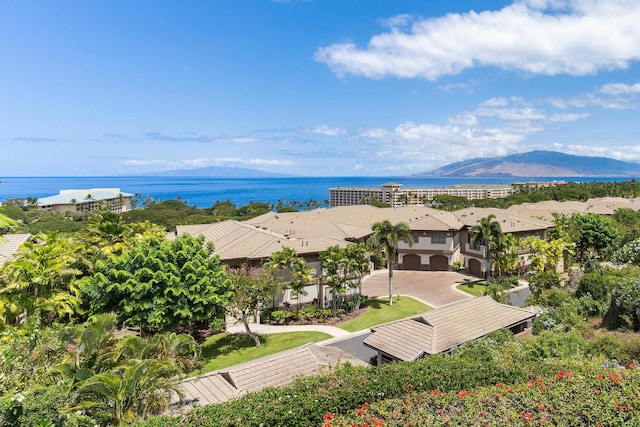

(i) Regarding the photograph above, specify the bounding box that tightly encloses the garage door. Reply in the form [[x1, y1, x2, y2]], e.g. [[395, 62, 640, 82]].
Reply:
[[429, 255, 448, 271], [402, 254, 421, 271], [468, 259, 482, 277]]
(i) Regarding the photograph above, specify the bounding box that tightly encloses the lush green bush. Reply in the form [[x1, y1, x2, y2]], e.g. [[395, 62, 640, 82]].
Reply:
[[577, 269, 618, 301], [608, 277, 640, 331], [132, 332, 620, 427]]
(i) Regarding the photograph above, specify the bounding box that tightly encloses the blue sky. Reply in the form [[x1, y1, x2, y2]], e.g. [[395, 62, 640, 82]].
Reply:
[[1, 0, 640, 176]]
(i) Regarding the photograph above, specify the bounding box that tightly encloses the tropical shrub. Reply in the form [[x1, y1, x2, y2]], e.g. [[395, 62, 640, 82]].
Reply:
[[132, 333, 617, 427], [613, 237, 640, 266], [608, 276, 640, 331], [329, 365, 640, 427], [79, 235, 232, 332]]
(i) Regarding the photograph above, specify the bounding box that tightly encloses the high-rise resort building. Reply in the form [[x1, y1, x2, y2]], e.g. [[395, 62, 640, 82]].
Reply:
[[329, 182, 514, 207], [37, 188, 133, 213]]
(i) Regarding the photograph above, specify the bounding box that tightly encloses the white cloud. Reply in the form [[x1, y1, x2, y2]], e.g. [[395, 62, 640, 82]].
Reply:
[[378, 14, 412, 29], [248, 158, 294, 166], [600, 82, 640, 95], [229, 137, 257, 143], [360, 128, 389, 139], [315, 0, 640, 80], [550, 143, 640, 162], [547, 112, 590, 122], [308, 124, 347, 136]]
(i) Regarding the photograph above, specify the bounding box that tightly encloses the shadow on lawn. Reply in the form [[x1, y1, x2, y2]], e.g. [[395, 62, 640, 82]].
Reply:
[[200, 333, 268, 360], [364, 299, 391, 310]]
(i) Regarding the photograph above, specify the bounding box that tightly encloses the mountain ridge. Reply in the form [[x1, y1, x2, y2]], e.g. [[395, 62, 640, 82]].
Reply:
[[413, 151, 640, 177]]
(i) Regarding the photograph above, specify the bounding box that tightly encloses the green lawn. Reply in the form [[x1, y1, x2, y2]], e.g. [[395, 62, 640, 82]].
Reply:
[[337, 296, 431, 332], [456, 280, 488, 297], [198, 331, 332, 373]]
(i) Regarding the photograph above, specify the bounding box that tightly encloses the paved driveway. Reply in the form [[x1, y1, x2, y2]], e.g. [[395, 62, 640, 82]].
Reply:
[[361, 270, 475, 308]]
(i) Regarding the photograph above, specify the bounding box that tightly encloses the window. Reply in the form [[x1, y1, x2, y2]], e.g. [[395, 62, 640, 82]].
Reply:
[[431, 232, 446, 244]]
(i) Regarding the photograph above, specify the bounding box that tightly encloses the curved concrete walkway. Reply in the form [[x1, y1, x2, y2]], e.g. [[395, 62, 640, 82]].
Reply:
[[226, 323, 352, 338]]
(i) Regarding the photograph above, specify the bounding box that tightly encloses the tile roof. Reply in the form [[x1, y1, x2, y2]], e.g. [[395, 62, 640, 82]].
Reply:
[[246, 205, 464, 240], [364, 297, 536, 361], [176, 343, 366, 409], [177, 221, 348, 261], [506, 197, 640, 220], [452, 207, 552, 233], [0, 234, 31, 266]]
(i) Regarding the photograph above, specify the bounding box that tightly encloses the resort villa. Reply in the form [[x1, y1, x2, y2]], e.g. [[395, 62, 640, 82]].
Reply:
[[329, 182, 514, 207], [178, 204, 554, 283], [37, 188, 133, 214]]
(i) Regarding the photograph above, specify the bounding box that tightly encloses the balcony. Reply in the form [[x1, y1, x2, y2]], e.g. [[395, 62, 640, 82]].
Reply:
[[465, 243, 487, 257]]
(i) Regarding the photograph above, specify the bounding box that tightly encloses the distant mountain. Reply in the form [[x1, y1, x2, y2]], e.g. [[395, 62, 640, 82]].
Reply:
[[142, 166, 294, 178], [413, 151, 640, 177]]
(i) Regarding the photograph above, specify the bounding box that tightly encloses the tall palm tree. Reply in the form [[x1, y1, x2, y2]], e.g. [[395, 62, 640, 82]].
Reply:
[[368, 220, 413, 306], [470, 214, 503, 280], [289, 258, 313, 303]]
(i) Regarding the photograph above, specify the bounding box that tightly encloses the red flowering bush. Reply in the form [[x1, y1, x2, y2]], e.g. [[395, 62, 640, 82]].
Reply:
[[328, 367, 640, 426]]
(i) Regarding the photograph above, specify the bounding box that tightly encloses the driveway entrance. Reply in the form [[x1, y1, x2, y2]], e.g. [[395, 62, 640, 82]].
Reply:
[[362, 270, 474, 308]]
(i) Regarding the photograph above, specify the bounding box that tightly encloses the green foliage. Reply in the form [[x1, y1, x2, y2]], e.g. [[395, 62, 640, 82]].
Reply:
[[429, 194, 472, 211], [227, 267, 282, 346], [470, 214, 503, 279], [235, 202, 271, 218], [532, 302, 586, 335], [368, 220, 413, 305], [528, 270, 562, 299], [611, 207, 640, 245], [330, 366, 640, 426], [319, 245, 351, 316], [133, 331, 635, 427], [612, 237, 640, 266], [0, 393, 23, 427], [122, 200, 218, 231], [576, 269, 618, 301], [79, 235, 232, 332], [608, 276, 640, 331], [17, 383, 68, 427], [0, 234, 89, 326], [571, 213, 618, 263]]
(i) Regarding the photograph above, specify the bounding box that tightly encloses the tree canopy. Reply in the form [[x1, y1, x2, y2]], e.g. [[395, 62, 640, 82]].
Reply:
[[79, 235, 232, 332]]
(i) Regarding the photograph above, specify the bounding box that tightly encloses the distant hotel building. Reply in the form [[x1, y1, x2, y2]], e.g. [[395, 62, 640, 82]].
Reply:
[[38, 188, 133, 213], [329, 182, 514, 207]]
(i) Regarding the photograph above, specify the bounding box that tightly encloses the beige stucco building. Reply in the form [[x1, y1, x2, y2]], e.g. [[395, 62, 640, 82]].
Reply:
[[37, 188, 133, 213], [330, 182, 514, 207]]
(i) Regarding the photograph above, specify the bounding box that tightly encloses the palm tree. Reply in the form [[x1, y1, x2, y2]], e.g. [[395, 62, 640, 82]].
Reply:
[[367, 220, 413, 305], [264, 247, 298, 282], [344, 243, 369, 309], [470, 214, 503, 280], [69, 359, 183, 426], [0, 233, 88, 324], [289, 258, 313, 303]]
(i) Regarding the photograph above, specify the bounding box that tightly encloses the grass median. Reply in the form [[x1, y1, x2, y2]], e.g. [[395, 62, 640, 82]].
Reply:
[[338, 296, 432, 332], [456, 280, 488, 297], [198, 331, 332, 374]]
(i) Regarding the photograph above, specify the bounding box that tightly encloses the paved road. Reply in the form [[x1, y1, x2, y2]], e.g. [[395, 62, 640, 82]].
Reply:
[[361, 270, 474, 308], [325, 331, 375, 364]]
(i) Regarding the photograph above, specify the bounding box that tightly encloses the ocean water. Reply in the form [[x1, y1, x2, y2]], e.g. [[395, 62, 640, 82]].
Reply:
[[0, 176, 622, 208]]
